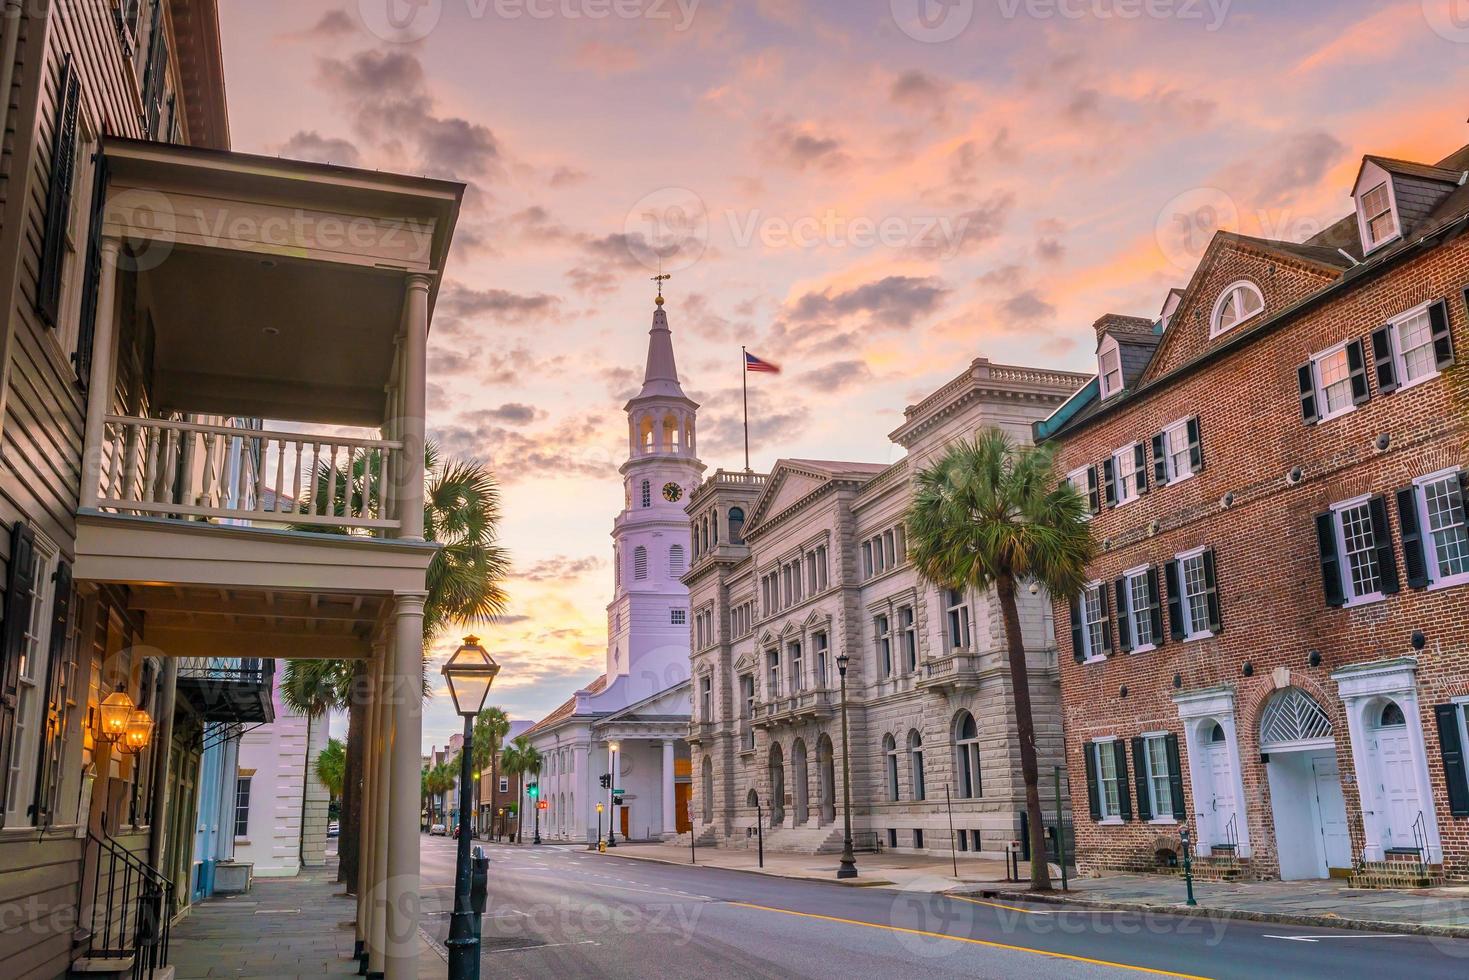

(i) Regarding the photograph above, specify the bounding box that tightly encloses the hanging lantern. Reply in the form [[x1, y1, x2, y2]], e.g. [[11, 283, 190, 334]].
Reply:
[[97, 691, 137, 744], [121, 709, 155, 754]]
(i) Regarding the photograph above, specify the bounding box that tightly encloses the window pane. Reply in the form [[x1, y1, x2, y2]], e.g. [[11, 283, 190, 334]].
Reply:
[[1339, 502, 1381, 598], [1084, 585, 1104, 656], [1317, 349, 1353, 414], [1167, 424, 1191, 479], [1147, 739, 1172, 818], [1397, 310, 1436, 382], [1182, 556, 1210, 636], [1424, 477, 1469, 579], [1129, 574, 1153, 647], [1097, 745, 1119, 816]]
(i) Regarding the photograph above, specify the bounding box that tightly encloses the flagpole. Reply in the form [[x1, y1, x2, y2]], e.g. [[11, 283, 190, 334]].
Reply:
[[741, 346, 750, 472]]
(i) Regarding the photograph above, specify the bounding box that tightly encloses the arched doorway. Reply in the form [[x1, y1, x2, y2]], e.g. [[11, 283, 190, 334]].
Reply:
[[817, 735, 836, 824], [768, 744, 785, 825], [1195, 720, 1241, 853], [1362, 698, 1429, 856], [792, 739, 810, 825], [1260, 687, 1350, 880]]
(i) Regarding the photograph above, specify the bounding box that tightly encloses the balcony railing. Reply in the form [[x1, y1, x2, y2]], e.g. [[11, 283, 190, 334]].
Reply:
[[175, 657, 275, 724], [95, 415, 404, 535]]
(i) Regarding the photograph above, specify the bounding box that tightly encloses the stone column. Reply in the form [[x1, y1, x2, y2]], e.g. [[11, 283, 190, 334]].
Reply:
[[80, 238, 121, 510], [662, 739, 677, 838], [369, 649, 391, 978], [357, 640, 384, 962], [384, 595, 425, 979], [396, 274, 431, 542]]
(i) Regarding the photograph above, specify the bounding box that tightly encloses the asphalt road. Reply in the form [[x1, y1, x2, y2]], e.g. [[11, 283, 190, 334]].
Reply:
[[417, 835, 1469, 979]]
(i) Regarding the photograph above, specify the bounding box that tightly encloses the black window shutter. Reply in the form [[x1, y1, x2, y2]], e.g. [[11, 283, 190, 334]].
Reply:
[[1113, 740, 1133, 821], [1069, 598, 1085, 663], [1434, 704, 1469, 817], [1083, 744, 1101, 821], [75, 149, 110, 387], [1297, 363, 1319, 424], [1146, 566, 1164, 646], [1347, 339, 1371, 405], [1130, 737, 1152, 822], [1371, 324, 1399, 394], [1165, 733, 1187, 819], [0, 523, 39, 827], [1201, 549, 1223, 634], [1430, 299, 1454, 370], [1086, 465, 1100, 514], [1098, 586, 1113, 656], [37, 55, 80, 329], [1114, 579, 1132, 653], [1134, 443, 1149, 494], [32, 560, 72, 823], [1397, 487, 1429, 589], [1151, 433, 1168, 485], [142, 0, 167, 138], [1459, 471, 1469, 527], [1164, 560, 1184, 641], [1368, 495, 1399, 595], [1102, 457, 1116, 507], [1315, 512, 1346, 606], [1186, 416, 1203, 472]]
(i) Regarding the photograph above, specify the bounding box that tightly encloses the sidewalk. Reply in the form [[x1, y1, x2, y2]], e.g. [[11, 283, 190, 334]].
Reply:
[[979, 872, 1469, 938], [593, 839, 1014, 891], [168, 859, 445, 979]]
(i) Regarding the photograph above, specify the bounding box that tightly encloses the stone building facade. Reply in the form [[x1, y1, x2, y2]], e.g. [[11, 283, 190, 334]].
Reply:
[[684, 359, 1088, 856], [1040, 141, 1469, 884]]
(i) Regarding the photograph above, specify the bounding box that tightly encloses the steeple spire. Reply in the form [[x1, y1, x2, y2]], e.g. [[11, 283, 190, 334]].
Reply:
[[636, 281, 685, 400]]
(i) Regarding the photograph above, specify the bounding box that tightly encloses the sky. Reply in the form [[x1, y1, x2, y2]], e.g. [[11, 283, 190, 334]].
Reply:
[[216, 0, 1469, 751]]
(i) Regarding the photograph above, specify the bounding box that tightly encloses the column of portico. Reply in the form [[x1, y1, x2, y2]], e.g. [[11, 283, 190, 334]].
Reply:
[[384, 594, 425, 978], [360, 640, 388, 975], [572, 743, 589, 841], [662, 739, 677, 837]]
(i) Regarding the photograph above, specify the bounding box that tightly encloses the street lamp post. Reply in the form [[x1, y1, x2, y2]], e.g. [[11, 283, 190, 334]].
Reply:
[[596, 802, 605, 850], [607, 741, 619, 848], [531, 781, 542, 845], [442, 637, 500, 980], [834, 650, 858, 880]]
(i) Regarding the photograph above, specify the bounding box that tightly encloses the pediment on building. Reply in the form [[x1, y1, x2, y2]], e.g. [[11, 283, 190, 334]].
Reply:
[[734, 651, 758, 673]]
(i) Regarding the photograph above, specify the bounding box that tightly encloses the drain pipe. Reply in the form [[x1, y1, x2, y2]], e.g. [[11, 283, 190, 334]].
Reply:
[[0, 1, 23, 150]]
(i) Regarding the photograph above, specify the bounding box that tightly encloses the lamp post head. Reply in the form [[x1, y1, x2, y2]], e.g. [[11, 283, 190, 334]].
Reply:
[[596, 803, 605, 813], [835, 650, 850, 677], [608, 740, 621, 753], [121, 709, 154, 754], [97, 690, 137, 744], [442, 635, 500, 717]]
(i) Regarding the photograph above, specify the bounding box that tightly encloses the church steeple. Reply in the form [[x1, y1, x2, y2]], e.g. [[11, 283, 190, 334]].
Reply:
[[637, 282, 685, 400]]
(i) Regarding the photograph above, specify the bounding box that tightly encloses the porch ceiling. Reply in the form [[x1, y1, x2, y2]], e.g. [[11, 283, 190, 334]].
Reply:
[[130, 585, 387, 661]]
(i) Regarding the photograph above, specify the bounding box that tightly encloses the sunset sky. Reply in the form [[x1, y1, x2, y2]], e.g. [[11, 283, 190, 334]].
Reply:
[[218, 0, 1469, 750]]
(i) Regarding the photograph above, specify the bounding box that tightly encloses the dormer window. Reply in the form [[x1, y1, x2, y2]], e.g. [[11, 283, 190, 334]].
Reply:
[[1210, 281, 1264, 338], [1098, 337, 1123, 399], [1359, 181, 1398, 252]]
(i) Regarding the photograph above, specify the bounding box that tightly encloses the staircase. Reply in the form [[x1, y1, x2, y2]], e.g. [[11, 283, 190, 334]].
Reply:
[[1192, 854, 1250, 882], [760, 824, 847, 855], [1348, 859, 1446, 889]]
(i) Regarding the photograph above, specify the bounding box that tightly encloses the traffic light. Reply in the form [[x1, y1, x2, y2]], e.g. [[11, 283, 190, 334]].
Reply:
[[599, 773, 611, 789], [527, 782, 539, 799]]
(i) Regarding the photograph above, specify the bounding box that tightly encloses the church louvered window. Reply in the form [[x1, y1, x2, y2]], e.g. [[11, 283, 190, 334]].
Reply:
[[669, 545, 686, 576], [633, 546, 648, 580]]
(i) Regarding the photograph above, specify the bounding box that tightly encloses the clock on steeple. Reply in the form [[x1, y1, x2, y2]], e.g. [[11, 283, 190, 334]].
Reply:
[[662, 482, 683, 503]]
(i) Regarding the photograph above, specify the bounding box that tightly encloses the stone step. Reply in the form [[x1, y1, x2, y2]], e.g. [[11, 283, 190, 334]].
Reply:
[[1348, 863, 1446, 890]]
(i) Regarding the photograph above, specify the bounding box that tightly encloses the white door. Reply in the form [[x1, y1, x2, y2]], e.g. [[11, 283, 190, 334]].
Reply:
[[1371, 725, 1422, 852], [1204, 741, 1238, 852], [1310, 753, 1352, 873]]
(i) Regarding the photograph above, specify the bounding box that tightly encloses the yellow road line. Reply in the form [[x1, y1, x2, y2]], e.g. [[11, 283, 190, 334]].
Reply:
[[725, 901, 1213, 979], [949, 895, 1050, 915]]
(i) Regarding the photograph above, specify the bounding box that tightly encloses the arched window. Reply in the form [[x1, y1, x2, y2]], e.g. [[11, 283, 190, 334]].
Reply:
[[633, 546, 648, 580], [728, 507, 746, 545], [908, 730, 926, 802], [882, 734, 899, 801], [1210, 280, 1264, 337], [1377, 701, 1406, 727], [669, 544, 686, 576], [701, 519, 709, 553], [1259, 687, 1333, 749], [954, 711, 982, 798], [1209, 722, 1226, 743], [641, 480, 651, 508], [711, 510, 719, 546]]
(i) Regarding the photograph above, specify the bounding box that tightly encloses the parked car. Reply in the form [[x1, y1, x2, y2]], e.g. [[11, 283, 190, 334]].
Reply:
[[327, 821, 340, 838], [430, 823, 447, 836]]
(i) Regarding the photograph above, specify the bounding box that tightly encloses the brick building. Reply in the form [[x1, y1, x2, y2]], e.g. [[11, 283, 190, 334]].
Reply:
[[1039, 141, 1469, 884]]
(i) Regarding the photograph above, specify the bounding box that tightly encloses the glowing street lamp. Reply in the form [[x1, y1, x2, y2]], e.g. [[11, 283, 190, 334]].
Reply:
[[97, 691, 137, 745], [121, 710, 155, 755]]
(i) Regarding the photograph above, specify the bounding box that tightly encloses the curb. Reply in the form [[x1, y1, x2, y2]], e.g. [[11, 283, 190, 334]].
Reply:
[[973, 888, 1469, 939], [587, 847, 935, 890]]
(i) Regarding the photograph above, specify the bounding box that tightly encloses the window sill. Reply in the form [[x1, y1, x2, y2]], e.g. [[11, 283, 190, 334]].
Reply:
[[1082, 655, 1107, 666], [1131, 643, 1157, 655], [1394, 371, 1439, 394], [1342, 593, 1386, 609], [1183, 631, 1215, 643], [1167, 470, 1194, 486], [1097, 817, 1124, 826], [1428, 574, 1469, 592], [1316, 406, 1356, 424], [1148, 817, 1178, 826]]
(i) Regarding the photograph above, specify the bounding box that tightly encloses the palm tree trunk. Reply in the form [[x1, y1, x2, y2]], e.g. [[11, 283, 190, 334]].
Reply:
[[997, 574, 1052, 892], [516, 775, 524, 843], [341, 661, 368, 891]]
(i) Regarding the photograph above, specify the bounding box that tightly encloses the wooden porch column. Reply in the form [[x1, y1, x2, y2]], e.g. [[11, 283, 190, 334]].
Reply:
[[358, 640, 385, 967], [369, 643, 392, 978], [80, 238, 122, 510], [396, 274, 431, 542], [384, 593, 425, 979]]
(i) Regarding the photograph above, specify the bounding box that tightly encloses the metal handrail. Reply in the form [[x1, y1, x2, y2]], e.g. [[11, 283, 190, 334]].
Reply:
[[1411, 810, 1430, 864], [79, 829, 174, 979]]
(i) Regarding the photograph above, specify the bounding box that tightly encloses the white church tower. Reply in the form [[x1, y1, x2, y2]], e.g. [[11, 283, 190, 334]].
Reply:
[[607, 290, 705, 683]]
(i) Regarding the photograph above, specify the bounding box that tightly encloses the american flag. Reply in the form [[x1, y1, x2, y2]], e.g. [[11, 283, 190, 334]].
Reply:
[[744, 351, 781, 374]]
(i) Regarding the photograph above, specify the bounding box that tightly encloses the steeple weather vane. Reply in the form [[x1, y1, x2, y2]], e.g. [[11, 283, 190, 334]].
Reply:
[[652, 269, 671, 306]]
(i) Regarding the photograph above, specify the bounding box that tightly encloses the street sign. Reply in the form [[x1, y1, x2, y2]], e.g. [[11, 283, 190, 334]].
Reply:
[[612, 788, 625, 795]]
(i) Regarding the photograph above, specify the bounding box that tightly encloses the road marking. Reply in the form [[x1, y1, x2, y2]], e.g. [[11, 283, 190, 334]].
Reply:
[[252, 909, 301, 915], [950, 895, 1050, 915], [726, 902, 1212, 979], [1265, 934, 1410, 943], [489, 940, 600, 954]]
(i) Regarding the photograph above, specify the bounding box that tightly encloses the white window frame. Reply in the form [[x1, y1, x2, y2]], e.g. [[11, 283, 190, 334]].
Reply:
[[1066, 465, 1093, 520], [1080, 580, 1106, 663], [53, 118, 98, 371], [1112, 443, 1140, 506], [4, 532, 60, 826], [1385, 300, 1441, 392], [944, 589, 970, 651], [1162, 417, 1193, 483], [1175, 546, 1214, 641], [1415, 468, 1469, 591], [1209, 280, 1265, 338], [1141, 733, 1176, 823], [1357, 179, 1401, 254], [670, 608, 687, 626], [234, 775, 253, 840], [1091, 738, 1123, 823], [699, 675, 712, 720], [1310, 340, 1357, 423], [789, 640, 805, 693], [1122, 565, 1155, 654], [1330, 494, 1386, 607], [898, 605, 917, 672], [874, 614, 892, 678], [1098, 336, 1123, 399]]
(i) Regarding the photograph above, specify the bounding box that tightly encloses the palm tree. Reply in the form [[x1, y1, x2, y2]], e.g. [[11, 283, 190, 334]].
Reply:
[[281, 660, 353, 878], [472, 707, 510, 836], [905, 428, 1093, 892], [289, 445, 510, 890], [500, 737, 541, 844], [316, 737, 347, 808]]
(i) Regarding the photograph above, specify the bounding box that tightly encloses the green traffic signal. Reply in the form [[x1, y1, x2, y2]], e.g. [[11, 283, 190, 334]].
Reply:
[[527, 783, 539, 799]]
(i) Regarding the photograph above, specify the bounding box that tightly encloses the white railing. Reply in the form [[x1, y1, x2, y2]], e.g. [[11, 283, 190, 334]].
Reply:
[[96, 415, 403, 533]]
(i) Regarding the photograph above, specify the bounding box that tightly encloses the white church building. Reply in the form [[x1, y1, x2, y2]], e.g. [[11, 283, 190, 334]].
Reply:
[[525, 294, 699, 842]]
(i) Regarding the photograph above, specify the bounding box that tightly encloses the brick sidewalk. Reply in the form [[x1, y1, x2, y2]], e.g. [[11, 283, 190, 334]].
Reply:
[[980, 872, 1469, 937], [168, 861, 444, 979]]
